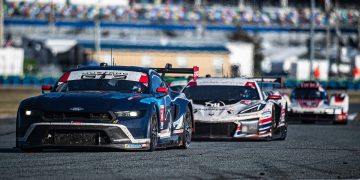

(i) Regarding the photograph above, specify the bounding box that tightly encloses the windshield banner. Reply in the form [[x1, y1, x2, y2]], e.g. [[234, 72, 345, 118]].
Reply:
[[67, 70, 145, 82]]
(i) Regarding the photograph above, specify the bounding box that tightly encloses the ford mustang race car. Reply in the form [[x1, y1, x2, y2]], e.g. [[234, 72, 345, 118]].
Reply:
[[182, 77, 287, 140], [16, 63, 197, 151], [287, 81, 349, 124]]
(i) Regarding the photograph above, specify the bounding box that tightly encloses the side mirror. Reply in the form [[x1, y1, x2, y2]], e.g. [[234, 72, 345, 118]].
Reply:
[[267, 95, 282, 100], [156, 87, 168, 94], [41, 85, 53, 94]]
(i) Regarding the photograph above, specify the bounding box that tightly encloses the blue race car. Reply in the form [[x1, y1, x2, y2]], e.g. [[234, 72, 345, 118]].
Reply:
[[16, 63, 198, 151]]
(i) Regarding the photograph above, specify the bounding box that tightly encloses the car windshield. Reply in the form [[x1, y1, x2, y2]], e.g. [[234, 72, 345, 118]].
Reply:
[[55, 70, 149, 93], [56, 79, 149, 93], [291, 88, 326, 100], [183, 85, 260, 104]]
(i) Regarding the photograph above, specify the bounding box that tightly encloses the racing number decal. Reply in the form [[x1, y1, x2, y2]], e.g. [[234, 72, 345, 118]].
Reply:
[[160, 105, 165, 129]]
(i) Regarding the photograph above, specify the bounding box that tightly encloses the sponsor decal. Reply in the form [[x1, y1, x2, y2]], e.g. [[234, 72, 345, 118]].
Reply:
[[124, 144, 142, 149], [205, 100, 225, 108], [261, 111, 272, 119], [245, 82, 256, 89], [240, 100, 252, 105], [69, 107, 84, 111], [160, 105, 165, 129], [67, 70, 146, 82]]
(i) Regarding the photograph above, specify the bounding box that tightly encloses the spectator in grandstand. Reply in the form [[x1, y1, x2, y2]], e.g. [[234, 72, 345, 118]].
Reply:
[[3, 34, 14, 48], [3, 1, 359, 27]]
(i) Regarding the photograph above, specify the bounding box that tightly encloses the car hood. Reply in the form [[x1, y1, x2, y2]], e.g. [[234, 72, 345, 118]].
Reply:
[[192, 100, 263, 121], [27, 91, 152, 112]]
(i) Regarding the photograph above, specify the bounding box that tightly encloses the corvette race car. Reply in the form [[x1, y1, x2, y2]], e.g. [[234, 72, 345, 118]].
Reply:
[[183, 77, 287, 140], [287, 81, 349, 124], [16, 63, 197, 151]]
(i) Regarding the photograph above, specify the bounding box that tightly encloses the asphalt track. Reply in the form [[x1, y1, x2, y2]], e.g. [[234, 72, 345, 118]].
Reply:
[[0, 105, 359, 179]]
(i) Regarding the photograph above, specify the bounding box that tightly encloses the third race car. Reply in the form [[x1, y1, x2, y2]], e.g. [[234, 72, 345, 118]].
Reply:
[[287, 81, 349, 124]]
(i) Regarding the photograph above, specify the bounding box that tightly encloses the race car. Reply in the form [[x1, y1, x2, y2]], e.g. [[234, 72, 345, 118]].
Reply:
[[287, 81, 349, 124], [16, 63, 198, 151], [182, 77, 287, 140]]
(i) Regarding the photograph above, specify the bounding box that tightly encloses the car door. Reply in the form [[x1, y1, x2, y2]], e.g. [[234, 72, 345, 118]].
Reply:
[[151, 73, 173, 137]]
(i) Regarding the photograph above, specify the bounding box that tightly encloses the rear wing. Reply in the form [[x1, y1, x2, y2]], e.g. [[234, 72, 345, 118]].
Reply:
[[152, 63, 199, 81], [249, 77, 283, 89]]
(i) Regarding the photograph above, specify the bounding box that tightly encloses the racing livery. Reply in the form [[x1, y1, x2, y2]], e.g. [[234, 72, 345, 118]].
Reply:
[[16, 64, 197, 151], [183, 77, 287, 140], [288, 81, 349, 124]]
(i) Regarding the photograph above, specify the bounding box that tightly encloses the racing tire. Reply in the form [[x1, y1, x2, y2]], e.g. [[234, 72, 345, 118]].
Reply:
[[148, 111, 158, 152], [278, 126, 287, 140], [179, 107, 192, 149], [268, 106, 276, 141], [15, 111, 20, 148]]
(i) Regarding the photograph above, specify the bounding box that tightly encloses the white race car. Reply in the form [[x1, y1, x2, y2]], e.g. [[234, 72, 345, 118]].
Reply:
[[183, 77, 287, 140], [287, 81, 349, 124]]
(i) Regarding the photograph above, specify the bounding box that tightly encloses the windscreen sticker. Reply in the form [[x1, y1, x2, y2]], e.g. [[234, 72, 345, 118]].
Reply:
[[67, 70, 144, 82]]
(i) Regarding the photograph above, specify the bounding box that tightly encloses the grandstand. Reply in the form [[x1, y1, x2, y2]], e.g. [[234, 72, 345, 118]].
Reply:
[[1, 0, 360, 83], [3, 0, 360, 27]]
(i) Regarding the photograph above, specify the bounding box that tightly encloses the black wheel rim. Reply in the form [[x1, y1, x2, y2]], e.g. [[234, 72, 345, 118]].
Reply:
[[151, 114, 157, 148], [184, 111, 192, 146]]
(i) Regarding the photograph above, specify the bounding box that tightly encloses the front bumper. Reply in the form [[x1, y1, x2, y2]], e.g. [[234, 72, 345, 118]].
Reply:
[[17, 122, 150, 150], [288, 112, 336, 121], [193, 119, 272, 139], [288, 106, 347, 122]]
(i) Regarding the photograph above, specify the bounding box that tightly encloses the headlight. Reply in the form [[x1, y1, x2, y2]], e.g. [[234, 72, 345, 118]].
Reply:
[[24, 110, 40, 116], [115, 111, 142, 118], [25, 110, 32, 116], [334, 109, 342, 114], [326, 108, 342, 114], [239, 104, 266, 114], [325, 109, 334, 114]]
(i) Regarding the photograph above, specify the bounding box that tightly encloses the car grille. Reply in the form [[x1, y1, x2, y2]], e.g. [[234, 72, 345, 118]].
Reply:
[[42, 112, 113, 121], [194, 122, 237, 138], [42, 130, 110, 145], [288, 112, 335, 121]]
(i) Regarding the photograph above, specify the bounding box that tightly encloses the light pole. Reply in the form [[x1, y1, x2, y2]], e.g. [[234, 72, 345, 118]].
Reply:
[[95, 0, 101, 61], [325, 0, 331, 71], [0, 0, 4, 47], [309, 0, 315, 80]]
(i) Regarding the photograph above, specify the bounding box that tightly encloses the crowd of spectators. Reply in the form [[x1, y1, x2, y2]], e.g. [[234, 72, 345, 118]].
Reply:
[[3, 1, 359, 27]]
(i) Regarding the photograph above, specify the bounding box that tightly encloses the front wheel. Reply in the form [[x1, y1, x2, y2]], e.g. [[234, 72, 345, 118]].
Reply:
[[148, 112, 158, 152], [278, 126, 287, 140], [179, 107, 192, 149]]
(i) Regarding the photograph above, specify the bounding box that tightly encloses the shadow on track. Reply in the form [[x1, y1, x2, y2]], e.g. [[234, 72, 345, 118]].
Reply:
[[0, 146, 184, 153], [192, 138, 269, 142]]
